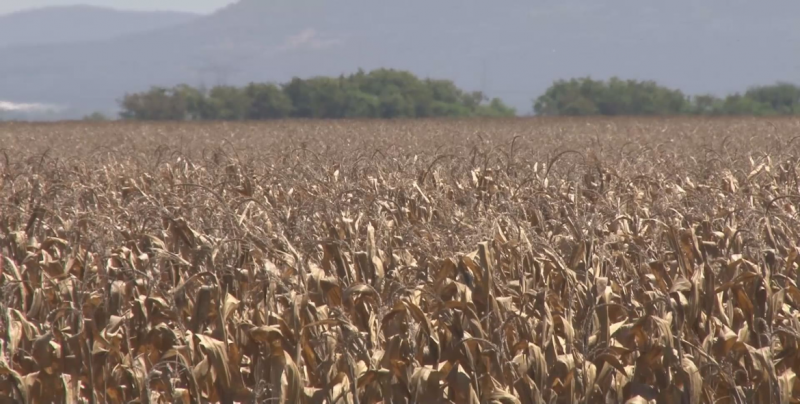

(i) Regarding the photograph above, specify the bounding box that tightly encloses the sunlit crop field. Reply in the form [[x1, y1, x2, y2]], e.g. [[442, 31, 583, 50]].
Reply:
[[1, 118, 800, 403]]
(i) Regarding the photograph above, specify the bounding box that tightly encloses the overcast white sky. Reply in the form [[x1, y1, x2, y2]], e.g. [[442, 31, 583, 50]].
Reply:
[[0, 0, 237, 15]]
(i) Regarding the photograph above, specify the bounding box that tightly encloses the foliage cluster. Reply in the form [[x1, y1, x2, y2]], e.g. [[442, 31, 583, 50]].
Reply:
[[534, 77, 800, 116], [120, 69, 516, 120]]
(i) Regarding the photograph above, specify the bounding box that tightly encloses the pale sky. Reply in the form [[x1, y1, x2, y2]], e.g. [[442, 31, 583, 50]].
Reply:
[[0, 0, 237, 15]]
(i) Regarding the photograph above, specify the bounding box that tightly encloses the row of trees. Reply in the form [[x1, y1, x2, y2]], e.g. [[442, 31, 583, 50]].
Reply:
[[118, 70, 800, 120], [119, 69, 516, 120], [534, 77, 800, 116]]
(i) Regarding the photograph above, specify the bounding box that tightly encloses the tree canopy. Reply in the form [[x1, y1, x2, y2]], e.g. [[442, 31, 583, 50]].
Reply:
[[119, 69, 516, 121], [119, 71, 800, 120], [534, 77, 800, 116]]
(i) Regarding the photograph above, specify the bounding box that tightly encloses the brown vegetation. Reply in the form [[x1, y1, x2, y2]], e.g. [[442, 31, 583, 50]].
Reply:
[[1, 118, 800, 403]]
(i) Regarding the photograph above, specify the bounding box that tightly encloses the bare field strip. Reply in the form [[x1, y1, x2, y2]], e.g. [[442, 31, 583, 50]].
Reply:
[[1, 118, 800, 402]]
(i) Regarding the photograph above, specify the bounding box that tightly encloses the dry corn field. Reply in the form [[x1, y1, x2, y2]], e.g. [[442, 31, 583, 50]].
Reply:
[[2, 118, 800, 403]]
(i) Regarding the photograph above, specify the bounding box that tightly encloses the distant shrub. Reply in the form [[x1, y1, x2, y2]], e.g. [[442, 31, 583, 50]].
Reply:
[[82, 111, 110, 121]]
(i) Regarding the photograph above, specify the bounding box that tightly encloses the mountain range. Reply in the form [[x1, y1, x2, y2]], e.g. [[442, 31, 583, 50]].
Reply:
[[1, 0, 799, 119], [0, 6, 199, 47]]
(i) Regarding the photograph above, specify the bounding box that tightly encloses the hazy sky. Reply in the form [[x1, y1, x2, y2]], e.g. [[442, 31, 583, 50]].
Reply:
[[0, 0, 237, 15]]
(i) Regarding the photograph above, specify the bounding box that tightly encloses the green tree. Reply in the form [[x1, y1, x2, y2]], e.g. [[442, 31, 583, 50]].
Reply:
[[119, 68, 519, 120], [244, 83, 293, 119], [83, 111, 109, 121], [174, 84, 210, 120], [359, 69, 433, 117], [205, 86, 250, 120], [308, 77, 348, 118], [744, 83, 800, 114], [430, 101, 471, 117], [341, 90, 380, 118], [475, 98, 517, 117], [282, 78, 315, 118], [425, 79, 464, 104], [119, 86, 189, 120], [690, 94, 723, 115], [378, 85, 414, 118], [534, 77, 691, 116], [563, 97, 599, 116], [534, 78, 598, 116], [718, 94, 775, 116]]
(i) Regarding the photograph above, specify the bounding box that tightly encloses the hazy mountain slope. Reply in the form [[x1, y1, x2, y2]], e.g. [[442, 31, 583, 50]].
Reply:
[[0, 5, 199, 47], [1, 0, 799, 118]]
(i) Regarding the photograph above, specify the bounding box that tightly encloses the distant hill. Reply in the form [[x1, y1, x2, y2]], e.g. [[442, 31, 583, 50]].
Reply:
[[1, 0, 799, 118], [0, 6, 199, 48]]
